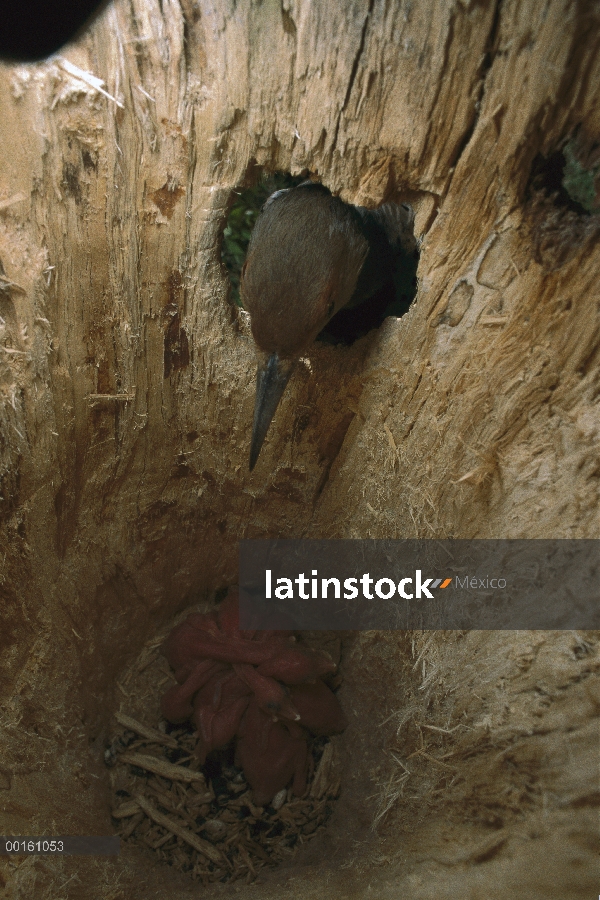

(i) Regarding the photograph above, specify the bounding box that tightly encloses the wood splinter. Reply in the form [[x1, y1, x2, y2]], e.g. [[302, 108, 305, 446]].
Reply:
[[119, 750, 210, 790], [114, 711, 179, 749], [134, 794, 224, 864]]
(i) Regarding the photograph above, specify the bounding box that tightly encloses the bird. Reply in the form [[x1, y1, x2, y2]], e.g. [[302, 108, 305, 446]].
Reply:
[[240, 181, 416, 471]]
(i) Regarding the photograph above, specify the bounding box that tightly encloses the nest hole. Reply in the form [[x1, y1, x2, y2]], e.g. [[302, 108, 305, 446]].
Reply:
[[529, 134, 600, 216], [526, 138, 600, 270], [221, 168, 419, 345]]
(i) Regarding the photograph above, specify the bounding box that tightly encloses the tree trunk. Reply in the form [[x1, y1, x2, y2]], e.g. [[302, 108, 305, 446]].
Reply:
[[0, 0, 598, 897]]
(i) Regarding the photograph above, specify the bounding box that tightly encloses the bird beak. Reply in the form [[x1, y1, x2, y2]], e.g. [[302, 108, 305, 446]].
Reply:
[[249, 353, 295, 471]]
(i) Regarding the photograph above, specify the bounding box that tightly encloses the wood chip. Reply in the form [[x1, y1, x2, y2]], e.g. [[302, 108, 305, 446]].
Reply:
[[224, 825, 244, 848], [121, 812, 144, 838], [134, 794, 223, 864], [145, 783, 200, 830], [153, 831, 175, 849], [310, 742, 334, 798], [244, 797, 264, 817], [118, 751, 209, 787], [136, 650, 161, 673], [237, 842, 256, 875], [112, 800, 141, 818], [218, 809, 238, 824], [242, 834, 271, 861], [115, 712, 179, 748]]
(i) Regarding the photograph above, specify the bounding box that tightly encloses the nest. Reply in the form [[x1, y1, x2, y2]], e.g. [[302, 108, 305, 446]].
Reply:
[[105, 611, 343, 885]]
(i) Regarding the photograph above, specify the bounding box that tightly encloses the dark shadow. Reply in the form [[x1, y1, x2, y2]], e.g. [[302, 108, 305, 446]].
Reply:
[[529, 140, 600, 216], [0, 0, 109, 61], [317, 236, 418, 345]]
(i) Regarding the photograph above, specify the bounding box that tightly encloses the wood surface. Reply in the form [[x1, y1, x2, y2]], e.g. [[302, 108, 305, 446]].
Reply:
[[0, 1, 598, 897]]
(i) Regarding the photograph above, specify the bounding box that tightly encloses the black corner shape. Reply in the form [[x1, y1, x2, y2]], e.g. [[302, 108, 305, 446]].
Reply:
[[0, 0, 109, 61]]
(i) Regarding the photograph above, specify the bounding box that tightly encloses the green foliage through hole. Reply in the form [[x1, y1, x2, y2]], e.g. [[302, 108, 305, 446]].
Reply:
[[221, 171, 306, 307]]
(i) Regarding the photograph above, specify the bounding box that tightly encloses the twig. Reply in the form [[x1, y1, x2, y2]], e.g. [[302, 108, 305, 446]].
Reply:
[[407, 749, 457, 770], [118, 751, 210, 789], [112, 800, 141, 818], [114, 712, 179, 748], [134, 794, 223, 864]]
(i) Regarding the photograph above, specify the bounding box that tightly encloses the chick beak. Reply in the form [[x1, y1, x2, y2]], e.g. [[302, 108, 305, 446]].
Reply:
[[249, 353, 295, 471]]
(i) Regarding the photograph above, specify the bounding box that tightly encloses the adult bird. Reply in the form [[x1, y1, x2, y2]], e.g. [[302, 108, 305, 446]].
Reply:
[[241, 181, 416, 471]]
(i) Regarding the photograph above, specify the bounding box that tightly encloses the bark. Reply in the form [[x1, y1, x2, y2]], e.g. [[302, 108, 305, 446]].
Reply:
[[0, 0, 598, 897]]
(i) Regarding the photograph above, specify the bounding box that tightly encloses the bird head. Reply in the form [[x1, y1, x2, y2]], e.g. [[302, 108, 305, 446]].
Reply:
[[241, 183, 368, 470]]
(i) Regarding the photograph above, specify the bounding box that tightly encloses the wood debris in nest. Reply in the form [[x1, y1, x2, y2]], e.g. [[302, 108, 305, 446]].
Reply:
[[106, 711, 340, 884]]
